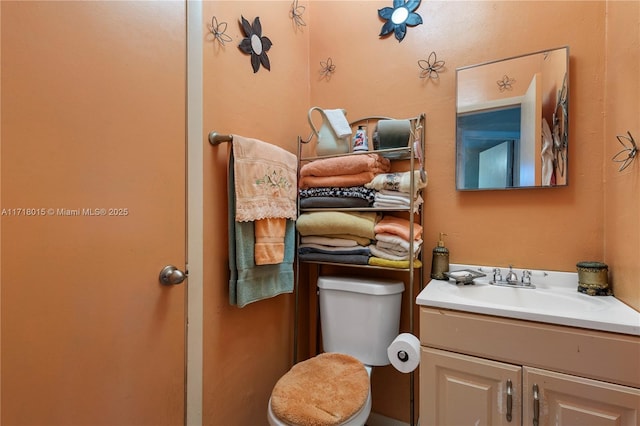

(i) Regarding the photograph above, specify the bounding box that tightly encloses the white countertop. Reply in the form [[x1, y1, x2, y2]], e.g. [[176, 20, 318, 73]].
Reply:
[[416, 264, 640, 336]]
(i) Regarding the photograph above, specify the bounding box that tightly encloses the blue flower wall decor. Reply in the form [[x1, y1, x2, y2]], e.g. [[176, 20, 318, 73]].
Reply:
[[378, 0, 423, 42], [238, 16, 272, 73]]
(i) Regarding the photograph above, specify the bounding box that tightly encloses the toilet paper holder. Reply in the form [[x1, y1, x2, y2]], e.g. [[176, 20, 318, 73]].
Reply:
[[388, 333, 421, 374], [397, 350, 409, 362]]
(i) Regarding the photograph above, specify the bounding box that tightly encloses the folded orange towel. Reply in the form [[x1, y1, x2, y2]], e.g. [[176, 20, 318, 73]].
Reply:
[[254, 218, 286, 265], [299, 171, 380, 189], [299, 153, 390, 178], [374, 215, 422, 241]]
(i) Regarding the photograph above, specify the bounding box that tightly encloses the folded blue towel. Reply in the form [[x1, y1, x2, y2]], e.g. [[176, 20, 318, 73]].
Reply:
[[228, 146, 294, 308]]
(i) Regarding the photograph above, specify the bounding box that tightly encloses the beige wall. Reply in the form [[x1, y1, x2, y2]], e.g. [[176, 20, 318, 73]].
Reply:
[[200, 1, 638, 425]]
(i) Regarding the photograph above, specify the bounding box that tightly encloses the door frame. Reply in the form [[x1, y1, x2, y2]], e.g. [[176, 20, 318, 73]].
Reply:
[[186, 1, 204, 425]]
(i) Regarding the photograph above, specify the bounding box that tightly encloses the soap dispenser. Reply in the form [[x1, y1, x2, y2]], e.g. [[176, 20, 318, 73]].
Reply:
[[430, 233, 449, 280]]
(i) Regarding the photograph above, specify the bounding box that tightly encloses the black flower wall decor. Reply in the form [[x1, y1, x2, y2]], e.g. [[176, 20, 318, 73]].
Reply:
[[378, 0, 423, 42], [238, 16, 273, 73]]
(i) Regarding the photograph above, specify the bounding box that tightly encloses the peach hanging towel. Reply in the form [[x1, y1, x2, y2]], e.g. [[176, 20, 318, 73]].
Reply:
[[232, 135, 297, 265]]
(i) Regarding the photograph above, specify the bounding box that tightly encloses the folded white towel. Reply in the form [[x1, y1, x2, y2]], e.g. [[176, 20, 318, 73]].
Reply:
[[369, 244, 411, 261], [373, 191, 423, 213], [323, 109, 352, 138], [377, 240, 422, 255], [366, 170, 427, 196], [378, 189, 412, 200], [376, 232, 422, 252]]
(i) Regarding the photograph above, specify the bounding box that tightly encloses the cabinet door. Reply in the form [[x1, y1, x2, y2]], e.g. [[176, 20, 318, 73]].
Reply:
[[421, 347, 522, 426], [523, 367, 640, 426]]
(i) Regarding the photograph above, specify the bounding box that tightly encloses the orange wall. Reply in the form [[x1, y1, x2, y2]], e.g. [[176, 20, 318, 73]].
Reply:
[[201, 2, 309, 425], [308, 0, 606, 272], [200, 1, 638, 424], [603, 1, 639, 311]]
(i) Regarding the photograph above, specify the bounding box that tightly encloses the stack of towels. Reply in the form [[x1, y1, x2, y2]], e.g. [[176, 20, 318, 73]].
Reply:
[[295, 211, 378, 265], [365, 170, 427, 213], [295, 211, 423, 269], [295, 152, 426, 269], [298, 153, 390, 208], [368, 216, 423, 269]]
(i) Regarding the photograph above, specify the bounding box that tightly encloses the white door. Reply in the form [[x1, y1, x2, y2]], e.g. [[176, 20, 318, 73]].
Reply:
[[520, 72, 542, 186], [1, 2, 187, 424]]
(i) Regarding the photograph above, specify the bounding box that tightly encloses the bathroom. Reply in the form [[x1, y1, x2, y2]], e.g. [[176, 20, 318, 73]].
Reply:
[[0, 1, 638, 425]]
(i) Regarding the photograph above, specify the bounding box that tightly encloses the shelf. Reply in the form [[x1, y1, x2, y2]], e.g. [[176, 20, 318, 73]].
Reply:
[[294, 113, 426, 426], [298, 260, 422, 271], [300, 206, 415, 213], [300, 146, 413, 162]]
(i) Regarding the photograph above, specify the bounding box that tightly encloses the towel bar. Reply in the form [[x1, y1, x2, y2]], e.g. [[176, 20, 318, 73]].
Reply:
[[209, 131, 233, 145]]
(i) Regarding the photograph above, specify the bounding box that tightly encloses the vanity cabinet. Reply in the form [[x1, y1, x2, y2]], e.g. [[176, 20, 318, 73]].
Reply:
[[419, 307, 640, 426]]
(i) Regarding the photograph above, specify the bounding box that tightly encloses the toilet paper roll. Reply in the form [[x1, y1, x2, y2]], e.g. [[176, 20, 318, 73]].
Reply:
[[387, 333, 421, 373]]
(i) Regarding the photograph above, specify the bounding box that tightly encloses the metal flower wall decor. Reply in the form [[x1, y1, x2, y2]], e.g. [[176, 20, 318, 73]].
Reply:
[[378, 0, 423, 42], [418, 51, 445, 80], [320, 57, 336, 80], [497, 75, 516, 92], [208, 16, 232, 46], [612, 131, 637, 172], [290, 0, 306, 29], [238, 16, 273, 73]]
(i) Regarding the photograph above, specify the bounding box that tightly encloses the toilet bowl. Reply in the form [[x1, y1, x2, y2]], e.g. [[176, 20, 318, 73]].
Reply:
[[267, 354, 373, 426], [267, 276, 404, 426]]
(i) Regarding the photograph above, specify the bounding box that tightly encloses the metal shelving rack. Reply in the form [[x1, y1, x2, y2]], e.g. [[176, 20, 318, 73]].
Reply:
[[293, 113, 426, 426]]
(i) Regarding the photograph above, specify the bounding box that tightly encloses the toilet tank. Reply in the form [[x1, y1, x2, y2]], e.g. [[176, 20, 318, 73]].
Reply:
[[317, 275, 404, 366]]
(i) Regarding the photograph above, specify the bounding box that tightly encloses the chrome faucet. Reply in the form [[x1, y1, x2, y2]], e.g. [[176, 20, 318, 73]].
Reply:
[[491, 265, 536, 289], [505, 265, 518, 284]]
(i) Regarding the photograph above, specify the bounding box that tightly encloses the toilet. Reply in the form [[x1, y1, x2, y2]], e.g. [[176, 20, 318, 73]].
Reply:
[[268, 275, 404, 426]]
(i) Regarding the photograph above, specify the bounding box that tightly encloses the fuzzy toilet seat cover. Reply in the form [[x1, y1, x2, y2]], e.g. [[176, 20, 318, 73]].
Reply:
[[270, 352, 369, 426]]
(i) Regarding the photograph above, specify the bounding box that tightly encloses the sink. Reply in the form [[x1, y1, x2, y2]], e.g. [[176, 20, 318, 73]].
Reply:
[[440, 281, 611, 313], [416, 264, 640, 335]]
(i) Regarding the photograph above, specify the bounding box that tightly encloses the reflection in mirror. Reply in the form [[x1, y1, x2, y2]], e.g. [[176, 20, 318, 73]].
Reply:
[[456, 47, 569, 190]]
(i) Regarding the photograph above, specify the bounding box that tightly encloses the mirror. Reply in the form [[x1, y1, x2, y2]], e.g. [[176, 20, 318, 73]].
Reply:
[[456, 47, 569, 190]]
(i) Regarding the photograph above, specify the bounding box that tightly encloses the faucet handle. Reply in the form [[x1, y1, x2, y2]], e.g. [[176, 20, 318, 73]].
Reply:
[[506, 265, 518, 283], [521, 270, 532, 285], [493, 267, 503, 282]]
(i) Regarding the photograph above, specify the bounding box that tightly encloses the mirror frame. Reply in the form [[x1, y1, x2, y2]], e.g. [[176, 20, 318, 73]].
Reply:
[[455, 46, 569, 191]]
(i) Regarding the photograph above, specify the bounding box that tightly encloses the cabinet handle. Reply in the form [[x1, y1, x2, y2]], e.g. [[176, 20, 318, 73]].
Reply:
[[532, 384, 540, 426], [506, 379, 513, 422]]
